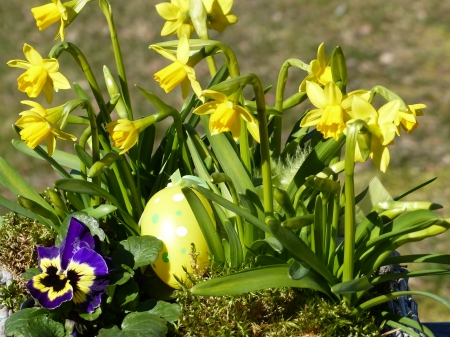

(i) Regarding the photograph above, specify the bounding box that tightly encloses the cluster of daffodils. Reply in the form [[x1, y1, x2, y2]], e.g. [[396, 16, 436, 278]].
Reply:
[[298, 44, 425, 172]]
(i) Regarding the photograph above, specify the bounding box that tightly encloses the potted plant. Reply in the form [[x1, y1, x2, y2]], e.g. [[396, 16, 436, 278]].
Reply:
[[1, 0, 449, 336]]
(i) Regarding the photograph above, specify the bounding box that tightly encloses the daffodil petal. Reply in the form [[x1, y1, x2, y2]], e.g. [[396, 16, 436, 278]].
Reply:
[[370, 138, 390, 173], [324, 82, 342, 105], [193, 102, 219, 115], [246, 119, 260, 143], [378, 100, 400, 125], [351, 95, 377, 121], [23, 44, 43, 65], [235, 105, 253, 123], [177, 35, 190, 64], [48, 71, 71, 89], [181, 77, 190, 99], [46, 134, 56, 157], [201, 90, 227, 102], [300, 109, 323, 127], [150, 45, 177, 63], [42, 80, 54, 104], [317, 43, 326, 64], [52, 129, 77, 141], [155, 3, 179, 20], [161, 20, 179, 36], [306, 81, 327, 109], [42, 59, 59, 73], [186, 68, 203, 98], [7, 60, 33, 70]]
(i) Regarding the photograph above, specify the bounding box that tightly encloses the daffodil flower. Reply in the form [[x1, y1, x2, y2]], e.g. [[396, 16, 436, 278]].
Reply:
[[391, 103, 426, 134], [15, 100, 76, 157], [348, 96, 401, 172], [299, 43, 332, 92], [27, 218, 109, 313], [156, 0, 194, 38], [105, 117, 155, 154], [7, 44, 70, 104], [193, 90, 260, 142], [300, 81, 348, 141], [203, 0, 238, 33], [151, 35, 202, 99], [31, 0, 92, 41]]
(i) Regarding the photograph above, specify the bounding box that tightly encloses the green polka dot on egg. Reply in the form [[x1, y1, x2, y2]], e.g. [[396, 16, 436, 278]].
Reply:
[[152, 214, 159, 224], [162, 252, 170, 263], [180, 247, 187, 254], [176, 210, 182, 216]]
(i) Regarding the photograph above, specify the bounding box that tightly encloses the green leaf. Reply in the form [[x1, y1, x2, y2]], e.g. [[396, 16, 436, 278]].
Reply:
[[5, 308, 52, 336], [223, 221, 243, 268], [331, 276, 373, 294], [0, 156, 56, 215], [114, 279, 140, 307], [18, 195, 60, 226], [393, 177, 437, 201], [0, 195, 55, 230], [354, 290, 450, 313], [374, 311, 435, 337], [98, 312, 168, 337], [148, 301, 181, 323], [78, 306, 102, 321], [22, 268, 40, 280], [12, 139, 80, 172], [288, 260, 310, 280], [182, 187, 226, 263], [354, 176, 393, 223], [370, 269, 450, 285], [370, 85, 408, 111], [81, 204, 117, 219], [89, 152, 121, 177], [118, 236, 163, 269], [191, 264, 331, 297], [381, 254, 450, 266], [194, 185, 270, 234]]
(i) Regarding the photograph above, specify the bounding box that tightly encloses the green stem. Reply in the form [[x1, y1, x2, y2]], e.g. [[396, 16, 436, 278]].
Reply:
[[49, 42, 108, 124], [99, 0, 133, 120], [342, 120, 365, 304], [239, 119, 251, 174]]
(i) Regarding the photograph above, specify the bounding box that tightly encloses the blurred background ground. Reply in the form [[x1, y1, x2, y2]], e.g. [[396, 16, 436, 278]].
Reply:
[[1, 0, 450, 321]]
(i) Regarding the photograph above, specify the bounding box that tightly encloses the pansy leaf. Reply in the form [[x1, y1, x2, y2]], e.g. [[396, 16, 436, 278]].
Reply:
[[148, 300, 181, 323], [98, 312, 168, 337], [22, 268, 41, 281], [55, 213, 105, 246], [114, 279, 139, 307], [78, 306, 102, 321], [18, 316, 69, 337], [5, 308, 49, 336], [118, 236, 163, 269]]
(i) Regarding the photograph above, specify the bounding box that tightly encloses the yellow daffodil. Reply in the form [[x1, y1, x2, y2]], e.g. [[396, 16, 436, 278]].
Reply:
[[31, 0, 92, 41], [299, 43, 332, 92], [105, 117, 155, 154], [193, 90, 260, 142], [7, 44, 70, 104], [15, 101, 76, 157], [151, 35, 202, 99], [156, 0, 194, 38], [348, 96, 401, 172], [396, 103, 426, 133], [300, 81, 348, 141], [203, 0, 238, 33]]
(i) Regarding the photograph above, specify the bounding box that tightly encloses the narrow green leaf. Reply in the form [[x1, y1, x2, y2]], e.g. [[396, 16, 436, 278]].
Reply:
[[331, 276, 373, 294], [0, 156, 57, 215], [12, 139, 80, 172], [0, 195, 55, 230], [194, 185, 270, 234], [370, 269, 450, 285], [393, 177, 437, 201], [354, 291, 450, 313], [223, 221, 243, 268], [374, 311, 435, 337], [81, 204, 117, 219], [18, 195, 60, 226], [381, 254, 450, 266], [191, 264, 331, 297], [182, 187, 225, 262], [370, 85, 408, 111]]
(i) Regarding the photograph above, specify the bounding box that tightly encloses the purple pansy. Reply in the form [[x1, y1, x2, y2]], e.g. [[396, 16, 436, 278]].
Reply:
[[27, 218, 109, 313]]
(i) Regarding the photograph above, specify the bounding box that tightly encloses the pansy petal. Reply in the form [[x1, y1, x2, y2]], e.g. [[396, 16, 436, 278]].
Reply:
[[67, 247, 109, 313], [37, 246, 60, 273], [59, 218, 95, 270], [27, 273, 73, 310]]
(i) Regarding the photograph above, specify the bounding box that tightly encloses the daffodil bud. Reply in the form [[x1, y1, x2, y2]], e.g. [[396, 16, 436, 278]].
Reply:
[[47, 188, 69, 219], [103, 66, 128, 119], [273, 186, 296, 218], [305, 176, 340, 195], [282, 214, 314, 229]]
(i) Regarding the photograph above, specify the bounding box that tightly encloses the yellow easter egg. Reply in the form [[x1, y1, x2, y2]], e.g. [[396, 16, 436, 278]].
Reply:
[[140, 185, 214, 288]]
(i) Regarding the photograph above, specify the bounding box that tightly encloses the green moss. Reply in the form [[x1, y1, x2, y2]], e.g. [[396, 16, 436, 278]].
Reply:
[[0, 212, 55, 307], [172, 268, 382, 337]]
